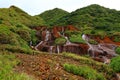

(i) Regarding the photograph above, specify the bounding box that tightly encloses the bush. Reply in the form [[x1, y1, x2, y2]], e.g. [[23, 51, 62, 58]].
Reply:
[[30, 30, 38, 45], [91, 30, 95, 34], [0, 19, 2, 24], [110, 56, 120, 72], [69, 34, 85, 43], [55, 37, 66, 45], [88, 39, 98, 45], [63, 63, 106, 80], [0, 44, 33, 54], [113, 36, 120, 42], [16, 29, 31, 42], [115, 47, 120, 55]]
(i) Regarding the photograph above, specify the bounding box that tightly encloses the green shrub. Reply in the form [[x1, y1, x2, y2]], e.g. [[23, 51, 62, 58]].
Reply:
[[69, 34, 85, 43], [110, 56, 120, 72], [115, 47, 120, 55], [113, 36, 120, 42], [0, 44, 33, 54], [63, 63, 106, 80], [55, 37, 66, 45], [30, 30, 38, 45], [88, 39, 98, 45], [91, 30, 95, 34], [16, 29, 31, 42], [0, 33, 12, 44], [0, 31, 19, 45], [0, 19, 2, 24]]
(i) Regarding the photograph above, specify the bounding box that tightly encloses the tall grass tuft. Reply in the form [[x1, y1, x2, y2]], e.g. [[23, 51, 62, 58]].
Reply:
[[63, 63, 106, 80]]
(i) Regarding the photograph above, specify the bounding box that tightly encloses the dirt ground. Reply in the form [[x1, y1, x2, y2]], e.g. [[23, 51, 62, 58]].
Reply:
[[15, 53, 85, 80]]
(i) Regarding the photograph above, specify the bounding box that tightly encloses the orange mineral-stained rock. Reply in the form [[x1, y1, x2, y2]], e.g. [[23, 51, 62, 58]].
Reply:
[[52, 27, 61, 38], [66, 25, 79, 31]]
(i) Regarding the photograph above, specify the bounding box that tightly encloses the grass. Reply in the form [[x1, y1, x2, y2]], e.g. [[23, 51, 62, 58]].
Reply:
[[0, 52, 33, 80], [0, 44, 40, 55], [69, 34, 85, 43], [110, 56, 120, 73], [55, 37, 66, 45], [115, 46, 120, 55], [62, 52, 115, 79], [63, 63, 106, 80]]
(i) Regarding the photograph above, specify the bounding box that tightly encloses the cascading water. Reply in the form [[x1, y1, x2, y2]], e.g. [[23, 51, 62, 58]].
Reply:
[[82, 34, 95, 57], [45, 30, 50, 41], [82, 34, 104, 57], [57, 45, 60, 54], [64, 36, 71, 44], [35, 41, 43, 50], [49, 46, 53, 54], [82, 34, 118, 59]]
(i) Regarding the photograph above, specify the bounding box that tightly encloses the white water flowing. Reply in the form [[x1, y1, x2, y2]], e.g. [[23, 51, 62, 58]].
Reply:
[[57, 45, 60, 54], [82, 34, 118, 58], [45, 30, 50, 41], [98, 44, 118, 57], [64, 36, 71, 44], [35, 41, 43, 50], [82, 34, 104, 57], [49, 46, 53, 54]]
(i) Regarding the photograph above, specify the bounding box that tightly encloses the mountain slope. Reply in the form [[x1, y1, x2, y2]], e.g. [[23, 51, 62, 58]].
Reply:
[[38, 8, 69, 26], [53, 4, 120, 31], [0, 6, 46, 27], [0, 6, 45, 53]]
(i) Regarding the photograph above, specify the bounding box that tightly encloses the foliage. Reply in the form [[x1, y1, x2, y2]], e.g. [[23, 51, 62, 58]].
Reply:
[[69, 34, 85, 43], [88, 39, 98, 45], [63, 63, 106, 80], [62, 52, 115, 79], [110, 56, 120, 72], [38, 8, 69, 26], [30, 30, 38, 45], [115, 47, 120, 55], [0, 44, 33, 54], [0, 53, 33, 80], [0, 6, 46, 27], [16, 29, 31, 42], [113, 36, 120, 42], [64, 31, 85, 43], [55, 37, 66, 45], [0, 25, 19, 45], [53, 4, 120, 34]]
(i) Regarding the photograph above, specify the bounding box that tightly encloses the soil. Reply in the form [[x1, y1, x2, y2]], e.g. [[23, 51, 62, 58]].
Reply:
[[15, 53, 85, 80]]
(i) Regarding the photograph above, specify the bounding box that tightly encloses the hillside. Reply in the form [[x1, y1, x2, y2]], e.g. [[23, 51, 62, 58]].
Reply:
[[53, 4, 120, 32], [38, 8, 69, 26], [0, 4, 120, 80], [0, 6, 46, 54], [0, 5, 46, 27]]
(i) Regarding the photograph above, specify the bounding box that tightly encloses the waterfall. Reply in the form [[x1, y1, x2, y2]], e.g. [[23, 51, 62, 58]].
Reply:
[[35, 41, 43, 50], [50, 46, 53, 54], [82, 34, 95, 57], [62, 27, 64, 36], [64, 36, 71, 44], [57, 45, 60, 54], [45, 30, 50, 41]]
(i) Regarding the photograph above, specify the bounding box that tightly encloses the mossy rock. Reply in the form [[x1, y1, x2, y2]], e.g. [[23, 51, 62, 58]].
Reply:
[[55, 37, 66, 45]]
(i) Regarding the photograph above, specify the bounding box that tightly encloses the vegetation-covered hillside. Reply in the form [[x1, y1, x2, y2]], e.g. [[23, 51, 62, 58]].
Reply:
[[0, 5, 46, 27], [0, 4, 120, 80], [0, 6, 46, 53], [53, 4, 120, 32], [38, 8, 69, 26]]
